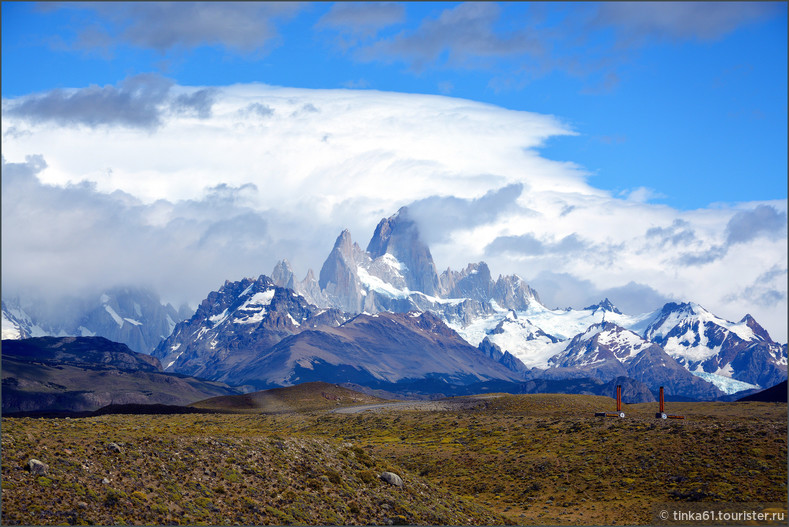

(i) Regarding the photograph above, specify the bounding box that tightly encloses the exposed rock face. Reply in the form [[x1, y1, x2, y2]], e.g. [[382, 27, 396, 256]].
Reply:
[[366, 207, 439, 296], [271, 259, 297, 291], [492, 274, 541, 311], [310, 209, 541, 330], [439, 263, 540, 310], [440, 262, 493, 301], [319, 230, 368, 313]]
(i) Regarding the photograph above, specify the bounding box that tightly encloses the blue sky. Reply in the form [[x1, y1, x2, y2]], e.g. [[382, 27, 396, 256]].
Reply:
[[2, 2, 787, 340], [3, 1, 786, 209]]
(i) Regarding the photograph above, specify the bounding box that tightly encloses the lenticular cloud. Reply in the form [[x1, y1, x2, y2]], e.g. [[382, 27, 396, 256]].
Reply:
[[2, 83, 786, 341]]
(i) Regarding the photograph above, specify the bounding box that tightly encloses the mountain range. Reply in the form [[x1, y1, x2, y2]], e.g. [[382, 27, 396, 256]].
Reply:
[[2, 287, 191, 354], [4, 207, 787, 402]]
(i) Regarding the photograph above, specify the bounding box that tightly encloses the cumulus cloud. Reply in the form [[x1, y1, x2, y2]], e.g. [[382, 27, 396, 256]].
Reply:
[[240, 102, 275, 118], [2, 84, 786, 341], [4, 74, 172, 129], [0, 156, 280, 305], [171, 88, 219, 119], [645, 219, 698, 248], [3, 74, 217, 130], [325, 2, 782, 92]]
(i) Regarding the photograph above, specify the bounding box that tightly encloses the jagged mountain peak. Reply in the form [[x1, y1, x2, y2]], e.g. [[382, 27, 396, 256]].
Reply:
[[153, 275, 350, 378], [740, 314, 773, 342], [640, 300, 786, 392], [583, 298, 622, 315], [271, 259, 296, 290], [366, 207, 411, 258], [364, 208, 439, 296], [334, 229, 354, 250], [573, 320, 621, 342]]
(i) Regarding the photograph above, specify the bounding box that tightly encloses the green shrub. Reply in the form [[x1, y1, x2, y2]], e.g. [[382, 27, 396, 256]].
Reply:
[[104, 488, 128, 507]]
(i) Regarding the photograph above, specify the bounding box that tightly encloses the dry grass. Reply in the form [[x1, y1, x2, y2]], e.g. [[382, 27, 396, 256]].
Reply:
[[191, 381, 389, 413], [2, 393, 785, 525]]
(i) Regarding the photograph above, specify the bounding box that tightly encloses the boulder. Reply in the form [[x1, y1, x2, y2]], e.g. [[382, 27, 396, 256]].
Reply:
[[28, 459, 48, 476], [380, 471, 403, 487]]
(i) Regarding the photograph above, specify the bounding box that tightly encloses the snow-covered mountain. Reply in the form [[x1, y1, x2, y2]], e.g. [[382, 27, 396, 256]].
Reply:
[[2, 300, 49, 339], [643, 302, 787, 391], [265, 208, 786, 397], [1, 288, 191, 355], [456, 296, 786, 395], [7, 207, 784, 400], [151, 275, 350, 383], [449, 298, 651, 369], [152, 275, 519, 390], [545, 322, 723, 400], [275, 207, 540, 327]]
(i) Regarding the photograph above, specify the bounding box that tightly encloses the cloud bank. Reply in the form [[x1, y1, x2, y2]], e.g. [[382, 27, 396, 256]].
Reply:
[[2, 83, 786, 341]]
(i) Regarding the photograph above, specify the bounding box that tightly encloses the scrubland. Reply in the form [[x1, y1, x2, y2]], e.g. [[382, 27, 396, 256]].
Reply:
[[2, 394, 785, 525]]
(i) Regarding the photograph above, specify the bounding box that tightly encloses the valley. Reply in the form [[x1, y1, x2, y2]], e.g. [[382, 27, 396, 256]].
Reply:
[[2, 389, 785, 525]]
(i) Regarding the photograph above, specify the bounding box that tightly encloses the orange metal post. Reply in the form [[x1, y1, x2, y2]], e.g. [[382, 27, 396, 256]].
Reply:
[[659, 386, 664, 413], [616, 385, 622, 412]]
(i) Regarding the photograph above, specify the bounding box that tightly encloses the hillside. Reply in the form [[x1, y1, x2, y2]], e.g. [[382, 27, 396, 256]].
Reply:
[[2, 393, 785, 525], [192, 381, 390, 413], [737, 380, 788, 402], [1, 337, 241, 413]]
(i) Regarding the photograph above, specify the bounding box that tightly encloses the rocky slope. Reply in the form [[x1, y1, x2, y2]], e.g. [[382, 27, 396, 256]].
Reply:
[[220, 311, 525, 390], [152, 275, 349, 381]]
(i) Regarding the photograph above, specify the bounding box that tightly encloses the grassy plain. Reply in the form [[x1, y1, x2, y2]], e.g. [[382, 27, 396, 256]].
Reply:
[[1, 393, 786, 525]]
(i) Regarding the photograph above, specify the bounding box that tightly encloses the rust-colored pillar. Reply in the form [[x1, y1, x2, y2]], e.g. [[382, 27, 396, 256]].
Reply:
[[616, 385, 622, 412], [659, 386, 665, 413]]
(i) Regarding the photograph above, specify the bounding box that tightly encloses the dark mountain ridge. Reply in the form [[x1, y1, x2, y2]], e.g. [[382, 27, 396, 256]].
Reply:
[[2, 336, 240, 414]]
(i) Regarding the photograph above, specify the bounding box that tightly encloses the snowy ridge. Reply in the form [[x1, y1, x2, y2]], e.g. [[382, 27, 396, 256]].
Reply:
[[597, 327, 649, 361], [233, 290, 277, 324], [450, 298, 654, 369]]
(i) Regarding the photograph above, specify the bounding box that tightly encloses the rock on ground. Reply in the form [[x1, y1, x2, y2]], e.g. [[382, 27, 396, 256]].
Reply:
[[380, 471, 403, 487], [27, 459, 48, 476]]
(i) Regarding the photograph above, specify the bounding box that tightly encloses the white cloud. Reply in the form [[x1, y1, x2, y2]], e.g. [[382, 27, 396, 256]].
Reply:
[[2, 84, 786, 341]]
